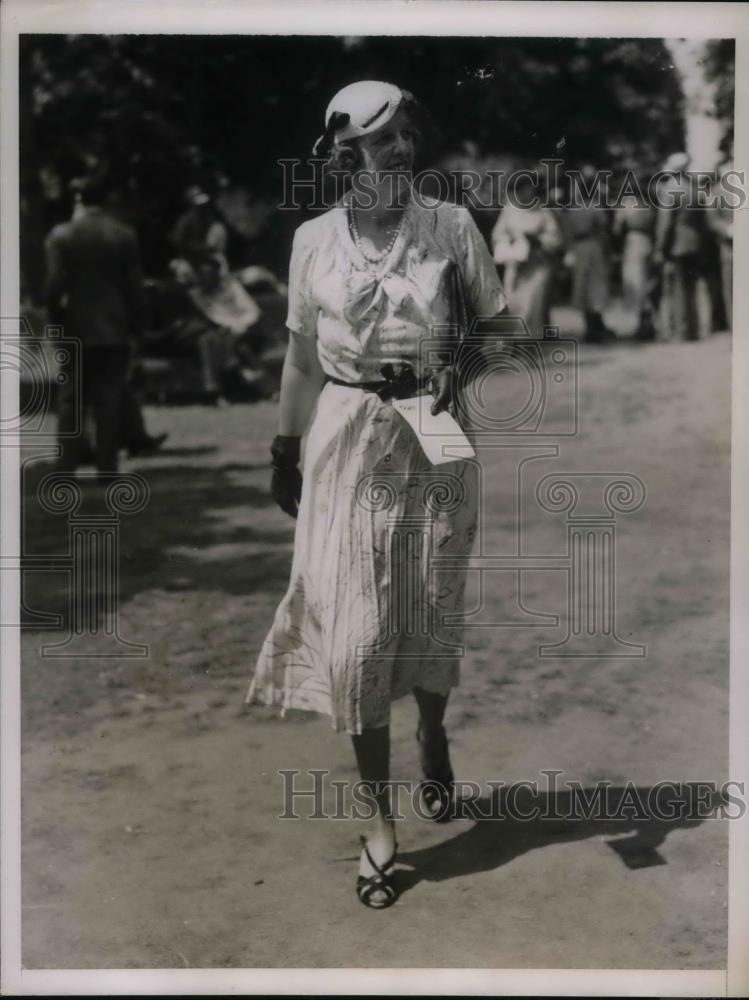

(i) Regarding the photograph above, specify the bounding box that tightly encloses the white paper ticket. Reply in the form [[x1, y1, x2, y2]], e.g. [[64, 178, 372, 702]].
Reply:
[[391, 394, 476, 465]]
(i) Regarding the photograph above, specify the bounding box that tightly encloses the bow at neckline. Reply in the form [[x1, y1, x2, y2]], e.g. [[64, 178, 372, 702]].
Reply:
[[342, 253, 435, 328]]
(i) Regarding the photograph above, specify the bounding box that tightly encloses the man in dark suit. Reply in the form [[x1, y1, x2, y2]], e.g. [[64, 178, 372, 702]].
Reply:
[[45, 175, 146, 475]]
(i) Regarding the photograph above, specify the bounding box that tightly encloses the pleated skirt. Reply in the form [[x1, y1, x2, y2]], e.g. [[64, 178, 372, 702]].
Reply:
[[246, 381, 479, 734]]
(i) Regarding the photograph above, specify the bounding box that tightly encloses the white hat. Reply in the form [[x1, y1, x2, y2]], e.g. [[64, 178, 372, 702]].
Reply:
[[314, 80, 404, 154]]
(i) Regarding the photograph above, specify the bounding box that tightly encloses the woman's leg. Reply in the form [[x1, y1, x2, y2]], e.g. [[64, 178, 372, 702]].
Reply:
[[413, 687, 454, 820], [351, 725, 396, 904], [413, 686, 449, 742]]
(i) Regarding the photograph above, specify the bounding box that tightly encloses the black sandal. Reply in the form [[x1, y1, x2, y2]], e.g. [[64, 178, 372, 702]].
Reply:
[[416, 722, 456, 823], [356, 835, 399, 910]]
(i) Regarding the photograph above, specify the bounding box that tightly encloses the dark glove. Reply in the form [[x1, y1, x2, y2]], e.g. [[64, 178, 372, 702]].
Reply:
[[428, 366, 457, 416], [270, 435, 302, 519]]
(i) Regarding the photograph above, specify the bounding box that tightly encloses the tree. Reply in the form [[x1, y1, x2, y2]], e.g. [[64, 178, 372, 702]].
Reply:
[[19, 34, 727, 295], [665, 38, 731, 171]]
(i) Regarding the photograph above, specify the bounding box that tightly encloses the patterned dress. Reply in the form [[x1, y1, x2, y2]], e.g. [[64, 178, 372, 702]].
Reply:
[[247, 195, 506, 734]]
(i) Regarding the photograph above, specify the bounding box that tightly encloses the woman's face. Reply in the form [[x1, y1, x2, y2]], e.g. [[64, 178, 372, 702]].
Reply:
[[356, 107, 417, 176]]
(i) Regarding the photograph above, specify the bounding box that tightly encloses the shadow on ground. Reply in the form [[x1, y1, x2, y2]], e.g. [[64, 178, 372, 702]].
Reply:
[[19, 457, 293, 625], [394, 786, 720, 896]]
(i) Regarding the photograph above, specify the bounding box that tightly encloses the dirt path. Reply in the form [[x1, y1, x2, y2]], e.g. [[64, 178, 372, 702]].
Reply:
[[21, 332, 730, 969]]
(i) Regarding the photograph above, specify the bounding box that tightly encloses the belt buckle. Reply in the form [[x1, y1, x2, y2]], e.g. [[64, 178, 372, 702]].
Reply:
[[379, 363, 417, 401]]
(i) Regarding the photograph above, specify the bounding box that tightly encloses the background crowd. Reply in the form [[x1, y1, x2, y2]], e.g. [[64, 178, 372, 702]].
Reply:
[[491, 150, 735, 344], [18, 33, 735, 476]]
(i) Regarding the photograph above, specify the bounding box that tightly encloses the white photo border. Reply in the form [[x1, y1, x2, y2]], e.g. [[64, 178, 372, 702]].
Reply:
[[1, 1, 747, 995]]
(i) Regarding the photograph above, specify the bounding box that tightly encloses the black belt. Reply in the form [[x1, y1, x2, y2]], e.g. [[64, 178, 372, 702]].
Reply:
[[326, 363, 426, 401]]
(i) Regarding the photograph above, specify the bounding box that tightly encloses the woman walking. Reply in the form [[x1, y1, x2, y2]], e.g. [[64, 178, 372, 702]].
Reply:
[[247, 81, 506, 908]]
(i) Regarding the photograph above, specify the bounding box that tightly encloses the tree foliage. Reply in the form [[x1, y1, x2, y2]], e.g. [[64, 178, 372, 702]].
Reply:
[[703, 38, 735, 156], [19, 33, 732, 297]]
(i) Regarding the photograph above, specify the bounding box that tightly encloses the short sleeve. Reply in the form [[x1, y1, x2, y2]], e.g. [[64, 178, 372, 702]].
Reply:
[[453, 207, 507, 317], [285, 226, 319, 337]]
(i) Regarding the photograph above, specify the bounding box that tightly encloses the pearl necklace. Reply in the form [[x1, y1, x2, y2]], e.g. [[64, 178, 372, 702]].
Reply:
[[348, 204, 405, 265]]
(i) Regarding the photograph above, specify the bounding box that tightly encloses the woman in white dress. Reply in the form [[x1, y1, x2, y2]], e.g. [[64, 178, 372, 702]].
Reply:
[[247, 81, 507, 908]]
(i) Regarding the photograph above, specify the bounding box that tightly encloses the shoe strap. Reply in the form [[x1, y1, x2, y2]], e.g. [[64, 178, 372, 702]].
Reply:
[[359, 834, 396, 878]]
